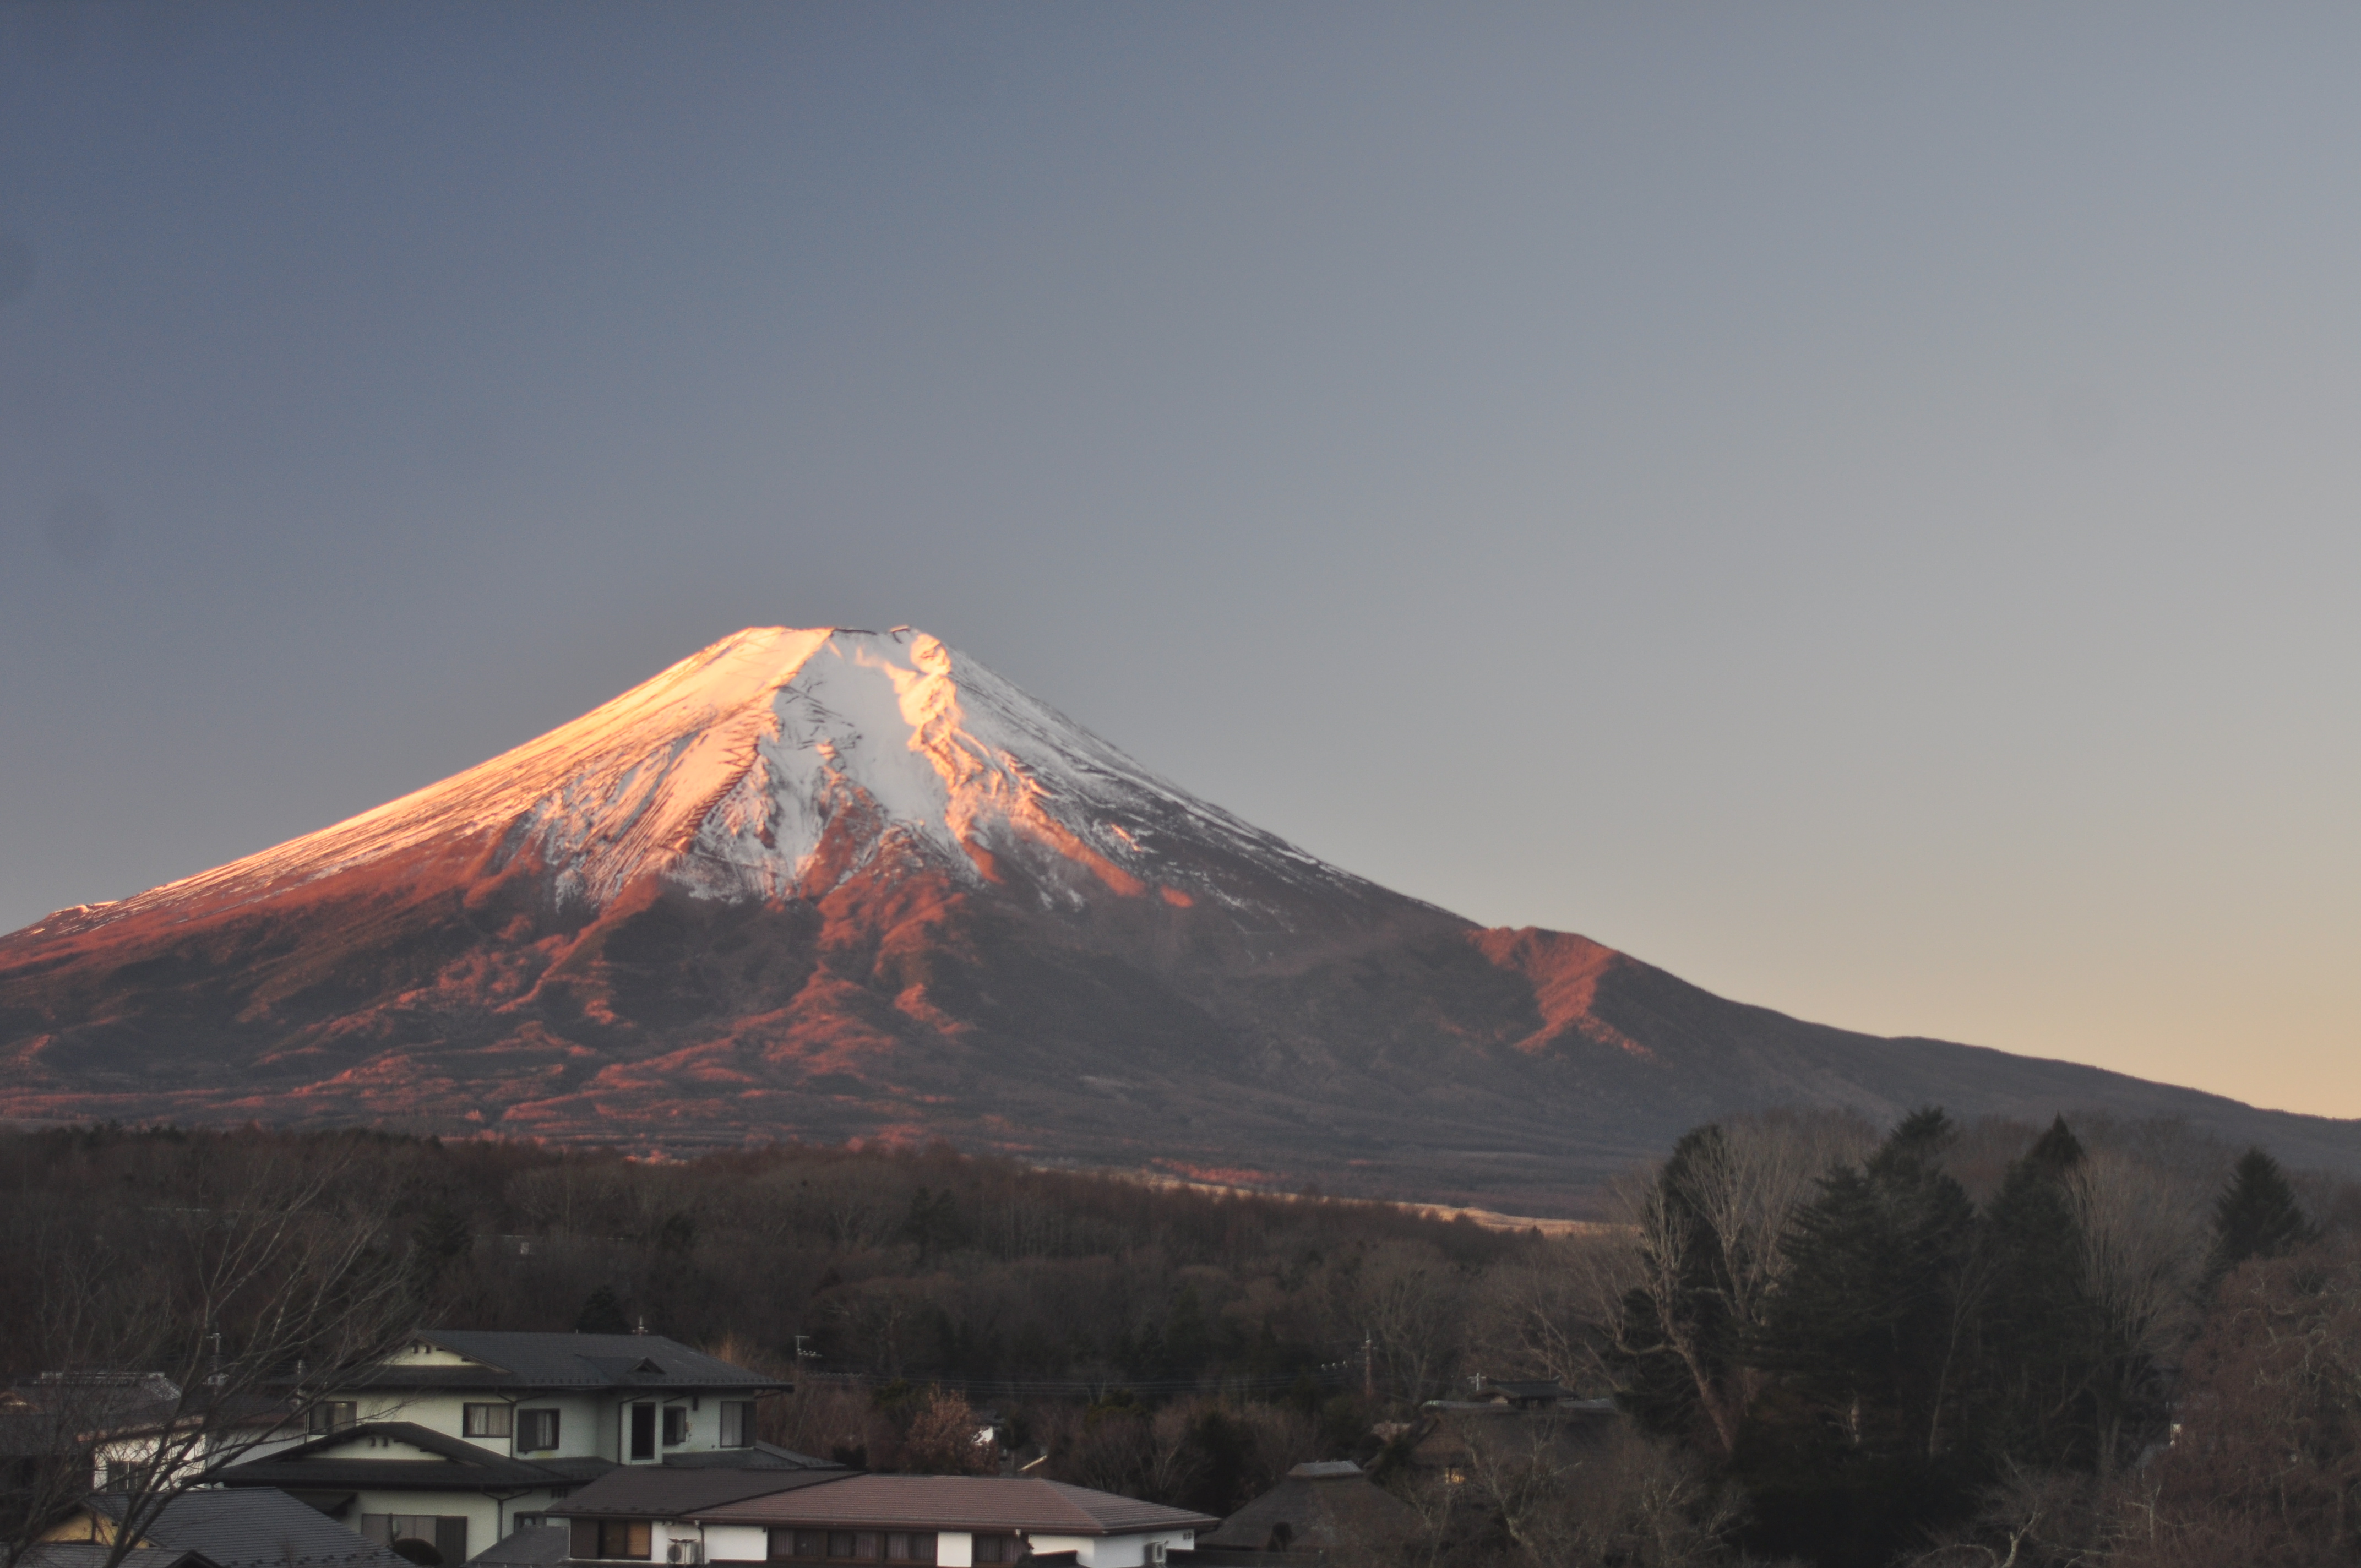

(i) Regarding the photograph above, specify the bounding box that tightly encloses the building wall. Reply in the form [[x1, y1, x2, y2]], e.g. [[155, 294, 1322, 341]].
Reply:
[[1027, 1530, 1193, 1567], [935, 1531, 974, 1567], [334, 1387, 745, 1463], [700, 1525, 769, 1561]]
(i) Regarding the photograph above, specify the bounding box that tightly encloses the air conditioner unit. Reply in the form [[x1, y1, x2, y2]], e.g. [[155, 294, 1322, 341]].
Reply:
[[665, 1543, 704, 1565], [1146, 1543, 1167, 1566]]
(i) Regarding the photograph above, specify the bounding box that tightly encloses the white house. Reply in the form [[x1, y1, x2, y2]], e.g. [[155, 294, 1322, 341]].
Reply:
[[552, 1471, 1216, 1568], [211, 1332, 805, 1566]]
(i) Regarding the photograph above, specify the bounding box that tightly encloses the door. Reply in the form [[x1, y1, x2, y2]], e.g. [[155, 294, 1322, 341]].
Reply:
[[629, 1402, 656, 1462]]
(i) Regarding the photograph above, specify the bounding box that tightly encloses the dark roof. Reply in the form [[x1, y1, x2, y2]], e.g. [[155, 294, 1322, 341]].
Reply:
[[697, 1477, 1217, 1537], [211, 1423, 585, 1493], [657, 1443, 839, 1472], [88, 1488, 406, 1568], [21, 1546, 218, 1568], [463, 1526, 572, 1568], [1201, 1463, 1416, 1552], [342, 1335, 782, 1395]]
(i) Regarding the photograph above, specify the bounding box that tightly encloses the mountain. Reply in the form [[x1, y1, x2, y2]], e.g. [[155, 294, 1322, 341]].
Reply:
[[3, 626, 2354, 1215]]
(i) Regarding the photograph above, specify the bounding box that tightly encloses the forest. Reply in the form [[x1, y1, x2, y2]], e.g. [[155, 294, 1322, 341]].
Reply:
[[2, 1109, 2355, 1568]]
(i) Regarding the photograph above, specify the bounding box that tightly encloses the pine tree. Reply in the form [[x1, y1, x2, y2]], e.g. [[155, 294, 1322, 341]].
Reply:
[[1747, 1109, 1981, 1565], [1606, 1125, 1749, 1453], [2204, 1147, 2319, 1288], [1975, 1116, 2103, 1470], [575, 1285, 632, 1335]]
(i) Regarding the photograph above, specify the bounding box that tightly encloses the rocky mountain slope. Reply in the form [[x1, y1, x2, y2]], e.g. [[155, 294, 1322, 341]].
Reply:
[[3, 626, 2353, 1214]]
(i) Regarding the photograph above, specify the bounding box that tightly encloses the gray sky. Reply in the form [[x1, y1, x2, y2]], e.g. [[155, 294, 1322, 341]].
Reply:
[[3, 4, 2356, 1117]]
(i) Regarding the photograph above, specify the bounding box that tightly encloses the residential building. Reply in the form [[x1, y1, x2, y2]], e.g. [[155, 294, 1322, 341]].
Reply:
[[1195, 1461, 1415, 1560], [550, 1468, 1216, 1568], [38, 1485, 404, 1568], [210, 1332, 794, 1565]]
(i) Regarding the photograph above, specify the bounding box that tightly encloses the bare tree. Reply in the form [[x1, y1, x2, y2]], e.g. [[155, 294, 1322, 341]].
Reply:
[[2069, 1147, 2208, 1476], [2, 1153, 412, 1568], [1605, 1110, 1874, 1457]]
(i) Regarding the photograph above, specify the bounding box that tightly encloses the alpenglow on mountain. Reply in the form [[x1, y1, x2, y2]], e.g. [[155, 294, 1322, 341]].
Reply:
[[4, 626, 2355, 1212]]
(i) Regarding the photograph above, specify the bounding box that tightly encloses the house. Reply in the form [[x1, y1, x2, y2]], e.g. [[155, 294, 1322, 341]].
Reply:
[[209, 1332, 793, 1565], [19, 1544, 220, 1568], [549, 1467, 1217, 1568], [3, 1374, 288, 1493], [37, 1485, 405, 1568], [1196, 1461, 1416, 1560], [1459, 1379, 1570, 1411]]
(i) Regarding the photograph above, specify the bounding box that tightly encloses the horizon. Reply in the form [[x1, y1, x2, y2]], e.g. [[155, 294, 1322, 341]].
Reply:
[[4, 7, 2358, 1120]]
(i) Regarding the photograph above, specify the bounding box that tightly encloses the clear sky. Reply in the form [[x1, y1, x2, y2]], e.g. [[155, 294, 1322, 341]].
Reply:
[[3, 6, 2355, 1117]]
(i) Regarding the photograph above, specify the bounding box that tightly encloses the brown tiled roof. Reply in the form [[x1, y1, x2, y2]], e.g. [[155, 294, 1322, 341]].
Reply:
[[552, 1467, 848, 1518], [696, 1477, 1217, 1537]]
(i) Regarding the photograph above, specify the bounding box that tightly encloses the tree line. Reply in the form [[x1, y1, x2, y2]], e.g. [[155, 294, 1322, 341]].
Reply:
[[3, 1112, 2358, 1567]]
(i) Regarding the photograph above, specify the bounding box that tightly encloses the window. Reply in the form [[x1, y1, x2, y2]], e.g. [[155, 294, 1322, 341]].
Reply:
[[719, 1401, 753, 1448], [661, 1406, 689, 1446], [361, 1515, 467, 1566], [570, 1521, 653, 1561], [970, 1537, 1020, 1565], [517, 1409, 561, 1452], [307, 1401, 357, 1436], [629, 1403, 656, 1462], [765, 1532, 925, 1565], [464, 1403, 513, 1439]]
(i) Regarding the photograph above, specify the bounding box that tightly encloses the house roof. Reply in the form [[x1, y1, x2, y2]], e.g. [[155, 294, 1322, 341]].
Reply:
[[1199, 1463, 1417, 1551], [21, 1545, 218, 1568], [549, 1464, 849, 1519], [87, 1487, 407, 1568], [209, 1422, 580, 1492], [341, 1335, 782, 1395], [656, 1443, 839, 1472], [461, 1526, 572, 1568], [695, 1477, 1217, 1537]]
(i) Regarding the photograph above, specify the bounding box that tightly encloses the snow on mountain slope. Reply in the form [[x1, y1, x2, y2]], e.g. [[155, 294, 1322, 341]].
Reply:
[[28, 627, 1352, 940]]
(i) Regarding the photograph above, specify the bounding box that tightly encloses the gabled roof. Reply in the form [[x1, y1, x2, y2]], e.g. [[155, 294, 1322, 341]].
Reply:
[[209, 1422, 580, 1492], [85, 1488, 406, 1568], [550, 1463, 848, 1519], [21, 1545, 219, 1568], [656, 1442, 837, 1472], [462, 1526, 571, 1568], [1199, 1462, 1417, 1551], [695, 1477, 1217, 1537], [341, 1334, 782, 1395]]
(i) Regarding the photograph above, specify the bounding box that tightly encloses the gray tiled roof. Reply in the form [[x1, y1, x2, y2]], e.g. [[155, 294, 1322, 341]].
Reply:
[[210, 1422, 579, 1492], [695, 1477, 1217, 1537], [344, 1335, 781, 1395], [21, 1545, 217, 1568], [88, 1487, 407, 1568], [1200, 1463, 1417, 1551], [463, 1526, 572, 1568]]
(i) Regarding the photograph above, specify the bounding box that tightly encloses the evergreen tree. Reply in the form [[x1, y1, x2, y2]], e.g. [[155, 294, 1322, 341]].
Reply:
[[1746, 1109, 1981, 1566], [1974, 1116, 2103, 1471], [575, 1285, 632, 1335], [2204, 1146, 2319, 1288], [1607, 1125, 1749, 1453]]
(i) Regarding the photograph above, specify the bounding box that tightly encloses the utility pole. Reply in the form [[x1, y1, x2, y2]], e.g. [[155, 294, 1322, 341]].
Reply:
[[1361, 1333, 1375, 1403]]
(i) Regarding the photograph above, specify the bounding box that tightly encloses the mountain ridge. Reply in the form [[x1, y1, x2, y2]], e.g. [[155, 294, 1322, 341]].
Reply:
[[3, 625, 2354, 1215]]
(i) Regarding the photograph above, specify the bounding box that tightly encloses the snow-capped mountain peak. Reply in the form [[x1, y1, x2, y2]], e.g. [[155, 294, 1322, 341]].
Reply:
[[46, 627, 1340, 935]]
